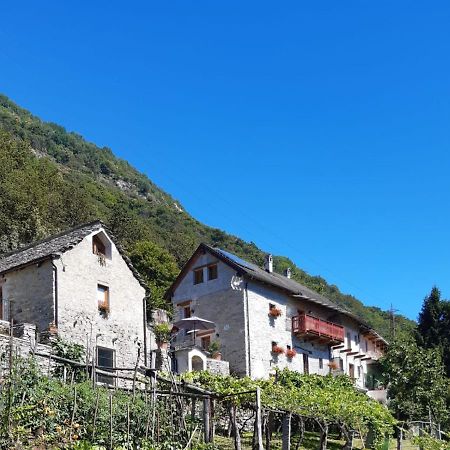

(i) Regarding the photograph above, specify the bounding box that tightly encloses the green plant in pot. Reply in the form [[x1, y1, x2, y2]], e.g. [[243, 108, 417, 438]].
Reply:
[[208, 340, 222, 360], [153, 323, 172, 349]]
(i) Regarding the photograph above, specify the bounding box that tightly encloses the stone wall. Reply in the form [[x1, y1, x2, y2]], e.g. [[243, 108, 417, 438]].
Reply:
[[206, 358, 229, 376], [0, 260, 55, 332], [54, 228, 148, 370]]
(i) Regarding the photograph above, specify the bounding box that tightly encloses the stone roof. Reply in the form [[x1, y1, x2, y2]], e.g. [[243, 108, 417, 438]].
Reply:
[[0, 220, 148, 289], [167, 243, 386, 340]]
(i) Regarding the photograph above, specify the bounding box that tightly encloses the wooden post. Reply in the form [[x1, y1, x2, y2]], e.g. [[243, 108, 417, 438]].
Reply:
[[282, 412, 292, 450], [109, 392, 113, 450], [69, 387, 78, 443], [266, 411, 273, 450], [230, 405, 242, 450], [203, 397, 211, 443], [255, 387, 264, 450], [92, 390, 100, 441], [396, 426, 402, 450], [211, 398, 216, 443]]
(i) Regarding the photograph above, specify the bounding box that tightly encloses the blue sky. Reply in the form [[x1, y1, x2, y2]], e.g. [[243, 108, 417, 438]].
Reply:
[[2, 1, 450, 320]]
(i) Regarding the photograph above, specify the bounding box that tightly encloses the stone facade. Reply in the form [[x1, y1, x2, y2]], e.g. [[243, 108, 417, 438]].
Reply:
[[168, 246, 386, 391], [0, 225, 151, 375], [54, 229, 147, 370], [0, 260, 54, 332], [171, 252, 247, 376]]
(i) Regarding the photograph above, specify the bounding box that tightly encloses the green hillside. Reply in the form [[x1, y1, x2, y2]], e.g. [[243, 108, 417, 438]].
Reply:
[[0, 94, 415, 338]]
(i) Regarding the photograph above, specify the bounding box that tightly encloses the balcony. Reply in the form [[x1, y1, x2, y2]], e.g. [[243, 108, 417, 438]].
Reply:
[[292, 313, 344, 343]]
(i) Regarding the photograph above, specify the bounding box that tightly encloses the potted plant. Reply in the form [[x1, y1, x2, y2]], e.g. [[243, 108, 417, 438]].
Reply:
[[268, 306, 282, 318], [286, 348, 297, 359], [271, 344, 285, 355], [208, 340, 222, 361], [98, 303, 110, 318], [328, 360, 339, 370], [153, 323, 172, 350]]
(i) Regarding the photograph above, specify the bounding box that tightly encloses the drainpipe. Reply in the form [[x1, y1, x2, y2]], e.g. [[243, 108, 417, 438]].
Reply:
[[143, 295, 148, 367], [244, 282, 252, 377], [51, 260, 59, 327]]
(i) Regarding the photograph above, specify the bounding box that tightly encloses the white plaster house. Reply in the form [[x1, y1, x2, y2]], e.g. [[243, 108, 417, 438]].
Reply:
[[165, 244, 387, 396], [0, 221, 150, 384]]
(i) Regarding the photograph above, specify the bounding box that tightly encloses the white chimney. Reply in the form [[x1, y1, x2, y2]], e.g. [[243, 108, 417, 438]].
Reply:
[[264, 254, 273, 273], [284, 268, 292, 279]]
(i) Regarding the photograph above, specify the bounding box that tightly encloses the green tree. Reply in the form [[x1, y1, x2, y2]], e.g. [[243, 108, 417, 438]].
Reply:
[[381, 335, 448, 426], [129, 240, 179, 310], [417, 286, 443, 348]]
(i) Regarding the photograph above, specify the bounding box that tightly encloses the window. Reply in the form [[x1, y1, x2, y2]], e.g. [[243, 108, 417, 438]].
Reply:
[[346, 332, 351, 348], [349, 363, 355, 379], [201, 335, 211, 350], [207, 264, 218, 280], [355, 334, 360, 345], [93, 235, 106, 256], [303, 354, 309, 375], [193, 268, 204, 285], [357, 366, 361, 378], [97, 347, 115, 385], [183, 306, 191, 319], [319, 358, 323, 370], [97, 284, 109, 315]]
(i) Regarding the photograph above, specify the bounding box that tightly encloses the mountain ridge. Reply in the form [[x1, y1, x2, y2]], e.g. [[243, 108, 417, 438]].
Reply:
[[0, 94, 416, 339]]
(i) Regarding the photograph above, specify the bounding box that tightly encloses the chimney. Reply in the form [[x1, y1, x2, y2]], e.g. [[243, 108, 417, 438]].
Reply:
[[264, 254, 273, 273], [284, 268, 292, 279]]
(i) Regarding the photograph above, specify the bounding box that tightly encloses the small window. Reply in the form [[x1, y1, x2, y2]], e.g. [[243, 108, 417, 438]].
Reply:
[[207, 264, 218, 280], [319, 358, 323, 369], [201, 335, 211, 350], [193, 268, 204, 285], [97, 284, 110, 315], [346, 332, 351, 347], [183, 306, 191, 319], [93, 235, 106, 256], [357, 366, 361, 378], [97, 347, 115, 385], [287, 345, 291, 351]]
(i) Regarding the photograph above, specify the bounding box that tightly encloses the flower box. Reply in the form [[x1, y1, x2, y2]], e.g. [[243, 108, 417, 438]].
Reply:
[[271, 345, 285, 355], [286, 349, 297, 359], [268, 307, 282, 318]]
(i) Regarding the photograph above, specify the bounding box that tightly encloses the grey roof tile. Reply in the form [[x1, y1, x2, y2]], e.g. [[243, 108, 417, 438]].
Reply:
[[0, 220, 148, 290]]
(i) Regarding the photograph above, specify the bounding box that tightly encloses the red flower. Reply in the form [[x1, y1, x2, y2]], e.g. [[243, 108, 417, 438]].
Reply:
[[286, 349, 297, 359], [272, 345, 285, 354]]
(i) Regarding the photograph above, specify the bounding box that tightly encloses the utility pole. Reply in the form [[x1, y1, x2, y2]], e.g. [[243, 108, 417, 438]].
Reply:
[[389, 303, 399, 339]]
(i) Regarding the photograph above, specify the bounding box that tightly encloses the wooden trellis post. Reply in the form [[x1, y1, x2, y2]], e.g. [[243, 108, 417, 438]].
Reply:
[[255, 387, 264, 450], [282, 412, 292, 450], [203, 396, 211, 443]]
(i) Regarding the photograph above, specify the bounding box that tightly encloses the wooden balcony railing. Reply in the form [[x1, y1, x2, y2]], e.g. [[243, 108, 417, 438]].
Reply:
[[292, 313, 344, 343]]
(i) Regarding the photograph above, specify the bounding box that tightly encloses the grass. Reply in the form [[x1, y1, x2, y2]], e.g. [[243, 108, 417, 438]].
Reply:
[[213, 431, 419, 450]]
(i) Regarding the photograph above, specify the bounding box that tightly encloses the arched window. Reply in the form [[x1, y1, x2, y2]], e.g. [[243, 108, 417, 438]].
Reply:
[[191, 355, 204, 372]]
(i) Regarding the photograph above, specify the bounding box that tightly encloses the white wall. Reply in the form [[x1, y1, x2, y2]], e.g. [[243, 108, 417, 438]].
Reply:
[[55, 228, 147, 369], [170, 252, 248, 376]]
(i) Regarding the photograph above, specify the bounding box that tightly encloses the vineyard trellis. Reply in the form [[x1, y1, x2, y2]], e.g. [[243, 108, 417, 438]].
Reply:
[[0, 339, 396, 450]]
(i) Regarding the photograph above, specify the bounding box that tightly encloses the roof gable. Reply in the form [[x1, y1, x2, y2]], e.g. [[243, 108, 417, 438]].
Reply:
[[0, 220, 148, 290], [165, 243, 386, 341]]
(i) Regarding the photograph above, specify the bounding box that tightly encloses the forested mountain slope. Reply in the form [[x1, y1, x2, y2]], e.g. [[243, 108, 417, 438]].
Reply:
[[0, 94, 415, 338]]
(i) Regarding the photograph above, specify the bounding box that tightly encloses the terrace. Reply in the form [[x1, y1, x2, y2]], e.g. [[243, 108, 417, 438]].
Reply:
[[292, 313, 345, 344]]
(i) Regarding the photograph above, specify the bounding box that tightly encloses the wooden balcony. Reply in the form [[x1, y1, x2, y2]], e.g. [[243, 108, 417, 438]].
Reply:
[[292, 313, 344, 344]]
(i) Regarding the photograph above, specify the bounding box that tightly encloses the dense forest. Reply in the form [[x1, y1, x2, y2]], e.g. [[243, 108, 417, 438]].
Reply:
[[0, 94, 415, 338]]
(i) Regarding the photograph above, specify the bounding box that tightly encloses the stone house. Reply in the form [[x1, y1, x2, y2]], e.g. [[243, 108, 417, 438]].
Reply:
[[165, 244, 387, 398], [0, 220, 149, 384]]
